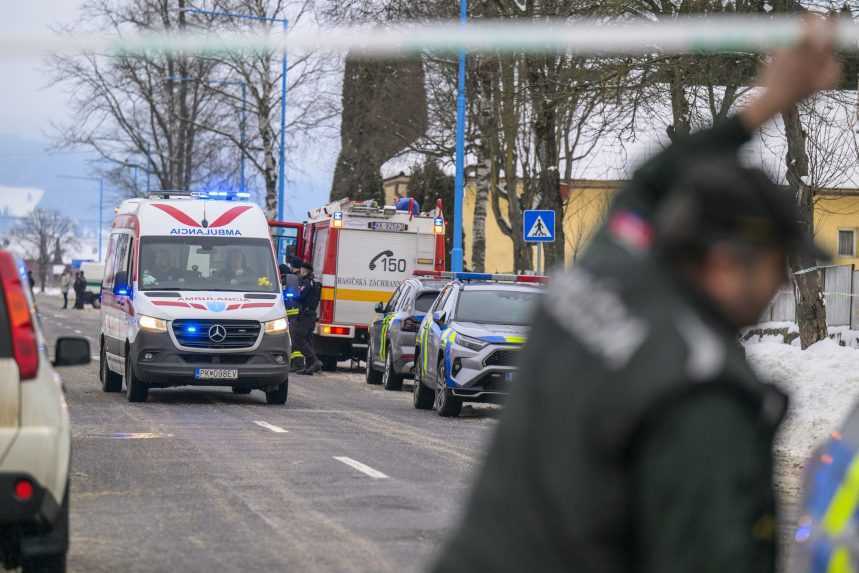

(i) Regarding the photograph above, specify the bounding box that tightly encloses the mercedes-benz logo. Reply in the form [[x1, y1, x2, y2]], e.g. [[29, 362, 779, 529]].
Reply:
[[208, 324, 227, 343]]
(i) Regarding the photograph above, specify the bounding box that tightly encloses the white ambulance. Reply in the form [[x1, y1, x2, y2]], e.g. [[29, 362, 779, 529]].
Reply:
[[99, 191, 290, 404], [288, 198, 445, 370]]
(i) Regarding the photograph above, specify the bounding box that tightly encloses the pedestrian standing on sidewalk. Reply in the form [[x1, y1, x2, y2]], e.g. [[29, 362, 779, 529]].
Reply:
[[60, 270, 71, 309], [430, 19, 841, 573], [73, 271, 86, 310]]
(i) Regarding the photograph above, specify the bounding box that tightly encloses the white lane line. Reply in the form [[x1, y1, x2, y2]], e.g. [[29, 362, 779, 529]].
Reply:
[[74, 329, 83, 334], [334, 456, 389, 479], [253, 421, 289, 434]]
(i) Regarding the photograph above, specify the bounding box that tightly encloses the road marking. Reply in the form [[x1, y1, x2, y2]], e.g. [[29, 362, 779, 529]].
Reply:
[[74, 329, 83, 334], [253, 421, 288, 434], [334, 456, 389, 479]]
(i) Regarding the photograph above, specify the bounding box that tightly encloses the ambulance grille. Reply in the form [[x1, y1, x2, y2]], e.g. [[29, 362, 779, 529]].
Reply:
[[172, 319, 261, 349]]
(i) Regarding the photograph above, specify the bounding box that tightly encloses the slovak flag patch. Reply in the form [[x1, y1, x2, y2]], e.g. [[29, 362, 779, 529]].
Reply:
[[609, 211, 653, 252]]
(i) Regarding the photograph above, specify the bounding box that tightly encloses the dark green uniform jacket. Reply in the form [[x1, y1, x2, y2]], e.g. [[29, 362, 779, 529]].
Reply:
[[431, 117, 788, 573]]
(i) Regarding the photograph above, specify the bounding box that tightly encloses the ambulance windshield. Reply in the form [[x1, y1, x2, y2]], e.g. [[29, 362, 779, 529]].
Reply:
[[139, 237, 278, 293]]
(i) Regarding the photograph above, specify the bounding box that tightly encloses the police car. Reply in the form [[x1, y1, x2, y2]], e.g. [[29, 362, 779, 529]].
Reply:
[[366, 276, 447, 390], [413, 272, 546, 417]]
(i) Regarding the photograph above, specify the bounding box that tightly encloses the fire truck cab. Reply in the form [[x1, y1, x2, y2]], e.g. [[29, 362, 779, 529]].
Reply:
[[274, 199, 445, 371]]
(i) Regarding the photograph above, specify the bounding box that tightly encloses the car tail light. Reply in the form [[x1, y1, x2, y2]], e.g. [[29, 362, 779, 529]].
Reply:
[[0, 253, 38, 380], [320, 324, 351, 336], [402, 317, 421, 332], [13, 479, 34, 502]]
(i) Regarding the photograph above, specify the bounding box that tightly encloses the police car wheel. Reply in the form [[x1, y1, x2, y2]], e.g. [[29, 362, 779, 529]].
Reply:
[[100, 345, 122, 393], [125, 356, 149, 403], [413, 365, 435, 410], [265, 382, 288, 405], [434, 358, 462, 418], [382, 349, 403, 391], [365, 343, 382, 385]]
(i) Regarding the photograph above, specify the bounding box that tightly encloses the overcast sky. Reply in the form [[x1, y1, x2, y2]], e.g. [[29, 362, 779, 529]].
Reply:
[[0, 2, 82, 138]]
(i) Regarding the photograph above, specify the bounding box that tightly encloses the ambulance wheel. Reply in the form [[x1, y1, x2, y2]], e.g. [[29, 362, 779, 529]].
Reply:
[[100, 344, 122, 393], [321, 356, 338, 372], [365, 343, 382, 385], [266, 382, 289, 405], [125, 356, 149, 403], [413, 365, 435, 410], [434, 357, 461, 418], [382, 349, 403, 391]]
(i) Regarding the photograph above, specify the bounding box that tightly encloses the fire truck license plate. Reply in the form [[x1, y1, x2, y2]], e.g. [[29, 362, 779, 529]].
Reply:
[[369, 221, 407, 232], [195, 368, 239, 380]]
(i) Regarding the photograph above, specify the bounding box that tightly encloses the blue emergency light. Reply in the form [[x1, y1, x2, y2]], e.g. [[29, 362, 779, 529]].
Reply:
[[191, 191, 251, 201], [185, 326, 198, 333]]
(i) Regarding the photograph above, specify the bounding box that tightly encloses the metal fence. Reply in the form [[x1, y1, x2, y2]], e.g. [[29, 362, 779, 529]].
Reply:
[[763, 265, 858, 328]]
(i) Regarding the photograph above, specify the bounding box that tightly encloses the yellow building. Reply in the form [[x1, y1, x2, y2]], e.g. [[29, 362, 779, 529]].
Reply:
[[383, 175, 859, 271]]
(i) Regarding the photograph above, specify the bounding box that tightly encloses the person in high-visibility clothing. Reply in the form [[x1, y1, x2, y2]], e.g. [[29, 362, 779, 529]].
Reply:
[[280, 261, 304, 370], [791, 404, 859, 573]]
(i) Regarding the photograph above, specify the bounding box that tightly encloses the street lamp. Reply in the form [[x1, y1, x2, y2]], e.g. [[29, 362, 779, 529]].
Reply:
[[181, 7, 288, 221], [452, 0, 467, 272], [58, 175, 104, 262], [165, 75, 248, 195]]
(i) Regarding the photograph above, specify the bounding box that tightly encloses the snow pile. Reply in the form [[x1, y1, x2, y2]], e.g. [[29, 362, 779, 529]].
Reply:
[[745, 338, 859, 461]]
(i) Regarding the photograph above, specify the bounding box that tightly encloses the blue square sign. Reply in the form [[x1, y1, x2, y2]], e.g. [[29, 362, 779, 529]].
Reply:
[[523, 210, 555, 243]]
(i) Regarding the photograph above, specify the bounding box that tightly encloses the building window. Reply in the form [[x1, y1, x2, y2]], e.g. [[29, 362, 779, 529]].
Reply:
[[838, 229, 855, 257]]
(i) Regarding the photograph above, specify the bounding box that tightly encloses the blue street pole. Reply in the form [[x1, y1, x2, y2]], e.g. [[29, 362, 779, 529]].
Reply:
[[452, 0, 467, 272], [181, 7, 288, 218], [277, 17, 288, 224]]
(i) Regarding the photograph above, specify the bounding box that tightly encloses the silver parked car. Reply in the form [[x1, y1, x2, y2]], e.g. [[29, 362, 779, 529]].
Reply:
[[366, 277, 447, 390], [413, 273, 545, 417]]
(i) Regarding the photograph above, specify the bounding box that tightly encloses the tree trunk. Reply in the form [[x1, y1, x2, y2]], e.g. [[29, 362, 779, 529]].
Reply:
[[471, 58, 495, 273], [783, 105, 827, 349]]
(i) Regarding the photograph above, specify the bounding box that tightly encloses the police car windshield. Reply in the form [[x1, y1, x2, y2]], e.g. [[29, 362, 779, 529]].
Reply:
[[454, 288, 541, 325], [139, 237, 278, 293], [415, 291, 440, 313]]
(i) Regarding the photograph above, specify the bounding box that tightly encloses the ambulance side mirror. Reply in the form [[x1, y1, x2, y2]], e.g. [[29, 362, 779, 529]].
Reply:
[[374, 302, 386, 314], [113, 271, 131, 298]]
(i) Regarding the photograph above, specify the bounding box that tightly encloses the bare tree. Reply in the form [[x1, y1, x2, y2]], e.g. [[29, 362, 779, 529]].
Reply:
[[12, 210, 79, 292], [52, 0, 235, 196]]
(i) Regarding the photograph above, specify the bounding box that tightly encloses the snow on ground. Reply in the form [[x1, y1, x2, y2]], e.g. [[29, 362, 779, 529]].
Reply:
[[745, 338, 859, 462]]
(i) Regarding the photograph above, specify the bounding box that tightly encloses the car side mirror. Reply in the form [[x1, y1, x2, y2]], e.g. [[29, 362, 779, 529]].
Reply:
[[374, 302, 386, 314], [113, 271, 131, 297], [53, 337, 91, 367], [433, 311, 446, 326]]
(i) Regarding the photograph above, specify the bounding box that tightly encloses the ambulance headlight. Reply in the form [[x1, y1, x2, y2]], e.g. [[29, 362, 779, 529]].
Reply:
[[264, 317, 289, 335], [139, 315, 168, 333]]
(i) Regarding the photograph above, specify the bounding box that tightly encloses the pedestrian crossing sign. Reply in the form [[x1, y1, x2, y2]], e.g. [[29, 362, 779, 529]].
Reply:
[[523, 210, 555, 243]]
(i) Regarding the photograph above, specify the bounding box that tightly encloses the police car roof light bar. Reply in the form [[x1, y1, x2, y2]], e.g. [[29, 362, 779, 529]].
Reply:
[[412, 270, 547, 284]]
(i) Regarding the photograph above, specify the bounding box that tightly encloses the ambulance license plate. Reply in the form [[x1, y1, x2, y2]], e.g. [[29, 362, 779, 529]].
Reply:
[[369, 221, 407, 232], [195, 368, 239, 380]]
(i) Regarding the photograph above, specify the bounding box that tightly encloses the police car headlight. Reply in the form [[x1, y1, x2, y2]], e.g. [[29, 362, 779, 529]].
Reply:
[[456, 333, 487, 352], [264, 317, 289, 335], [139, 315, 168, 333]]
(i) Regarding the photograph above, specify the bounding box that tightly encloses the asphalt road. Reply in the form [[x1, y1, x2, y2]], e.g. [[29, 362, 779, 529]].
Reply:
[[34, 294, 500, 573]]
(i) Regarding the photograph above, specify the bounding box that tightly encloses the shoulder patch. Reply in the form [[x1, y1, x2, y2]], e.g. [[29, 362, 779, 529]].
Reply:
[[675, 311, 726, 381], [545, 268, 648, 369]]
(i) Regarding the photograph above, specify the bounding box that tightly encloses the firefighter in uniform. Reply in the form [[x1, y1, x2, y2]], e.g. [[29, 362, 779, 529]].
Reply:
[[430, 21, 840, 573], [293, 261, 323, 375], [280, 261, 304, 370]]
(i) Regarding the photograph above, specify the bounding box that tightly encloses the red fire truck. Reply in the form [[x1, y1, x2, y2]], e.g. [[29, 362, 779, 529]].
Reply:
[[270, 198, 446, 370]]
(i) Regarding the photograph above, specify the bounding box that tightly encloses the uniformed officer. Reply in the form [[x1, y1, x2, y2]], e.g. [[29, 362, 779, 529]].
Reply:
[[791, 403, 859, 573], [431, 20, 840, 573], [293, 261, 323, 375], [280, 262, 304, 370]]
